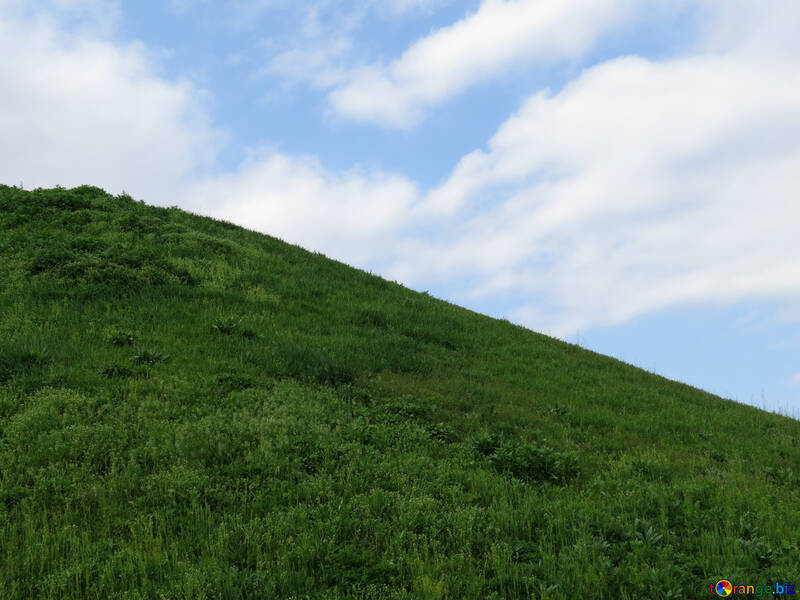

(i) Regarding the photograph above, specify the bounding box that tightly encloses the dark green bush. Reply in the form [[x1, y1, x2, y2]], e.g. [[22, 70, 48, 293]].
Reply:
[[472, 433, 578, 484], [379, 395, 434, 422], [471, 432, 501, 457], [491, 442, 578, 483]]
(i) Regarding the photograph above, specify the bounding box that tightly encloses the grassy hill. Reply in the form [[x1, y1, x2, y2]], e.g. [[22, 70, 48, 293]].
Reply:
[[1, 184, 798, 600]]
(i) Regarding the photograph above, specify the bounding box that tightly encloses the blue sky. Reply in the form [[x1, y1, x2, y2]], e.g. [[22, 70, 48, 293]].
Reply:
[[1, 0, 799, 416]]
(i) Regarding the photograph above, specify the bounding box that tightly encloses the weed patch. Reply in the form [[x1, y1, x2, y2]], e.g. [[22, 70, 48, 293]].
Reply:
[[105, 329, 136, 346], [212, 317, 241, 335], [130, 349, 169, 366], [99, 365, 134, 378], [472, 433, 579, 484]]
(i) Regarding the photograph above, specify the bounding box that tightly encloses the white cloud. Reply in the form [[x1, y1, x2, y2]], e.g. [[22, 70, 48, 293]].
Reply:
[[384, 7, 800, 334], [261, 0, 452, 92], [0, 8, 220, 203], [264, 36, 352, 89], [187, 152, 418, 266], [327, 0, 641, 127]]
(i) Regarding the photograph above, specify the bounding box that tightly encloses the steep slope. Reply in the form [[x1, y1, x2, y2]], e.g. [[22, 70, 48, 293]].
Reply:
[[1, 185, 798, 600]]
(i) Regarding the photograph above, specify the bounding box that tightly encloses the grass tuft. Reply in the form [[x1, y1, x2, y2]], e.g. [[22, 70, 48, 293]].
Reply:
[[130, 349, 169, 366]]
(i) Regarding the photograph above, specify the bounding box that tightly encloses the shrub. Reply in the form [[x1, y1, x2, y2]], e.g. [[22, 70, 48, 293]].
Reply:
[[471, 432, 501, 457], [489, 442, 579, 483], [472, 433, 579, 484], [282, 344, 356, 386], [27, 247, 75, 275]]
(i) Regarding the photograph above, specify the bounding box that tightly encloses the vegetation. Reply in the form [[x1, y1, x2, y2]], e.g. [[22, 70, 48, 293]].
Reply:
[[1, 184, 798, 599]]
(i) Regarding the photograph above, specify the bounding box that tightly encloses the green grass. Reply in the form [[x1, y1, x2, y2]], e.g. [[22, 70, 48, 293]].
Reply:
[[0, 184, 798, 599]]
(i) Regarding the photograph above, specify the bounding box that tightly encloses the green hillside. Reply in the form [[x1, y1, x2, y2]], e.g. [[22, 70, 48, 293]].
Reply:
[[1, 185, 798, 599]]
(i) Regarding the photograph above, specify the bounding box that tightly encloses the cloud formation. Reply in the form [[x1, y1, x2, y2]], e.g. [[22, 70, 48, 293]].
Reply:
[[188, 152, 418, 266], [327, 0, 641, 127], [0, 7, 219, 203], [386, 3, 800, 334]]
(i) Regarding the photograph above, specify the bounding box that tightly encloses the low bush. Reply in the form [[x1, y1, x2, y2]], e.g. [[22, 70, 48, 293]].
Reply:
[[472, 433, 579, 484]]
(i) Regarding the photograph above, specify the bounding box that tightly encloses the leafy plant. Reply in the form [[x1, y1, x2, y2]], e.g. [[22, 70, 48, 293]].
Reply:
[[472, 433, 579, 484], [543, 403, 569, 417], [105, 329, 136, 346], [130, 349, 168, 366], [211, 317, 241, 335], [426, 422, 457, 443]]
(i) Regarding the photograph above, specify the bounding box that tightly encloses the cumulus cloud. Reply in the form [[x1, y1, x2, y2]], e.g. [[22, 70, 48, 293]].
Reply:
[[328, 0, 642, 127], [385, 5, 800, 334], [187, 152, 419, 265], [0, 8, 220, 204]]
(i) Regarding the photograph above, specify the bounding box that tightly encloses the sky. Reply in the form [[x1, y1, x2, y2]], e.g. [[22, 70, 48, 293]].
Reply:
[[1, 0, 799, 416]]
